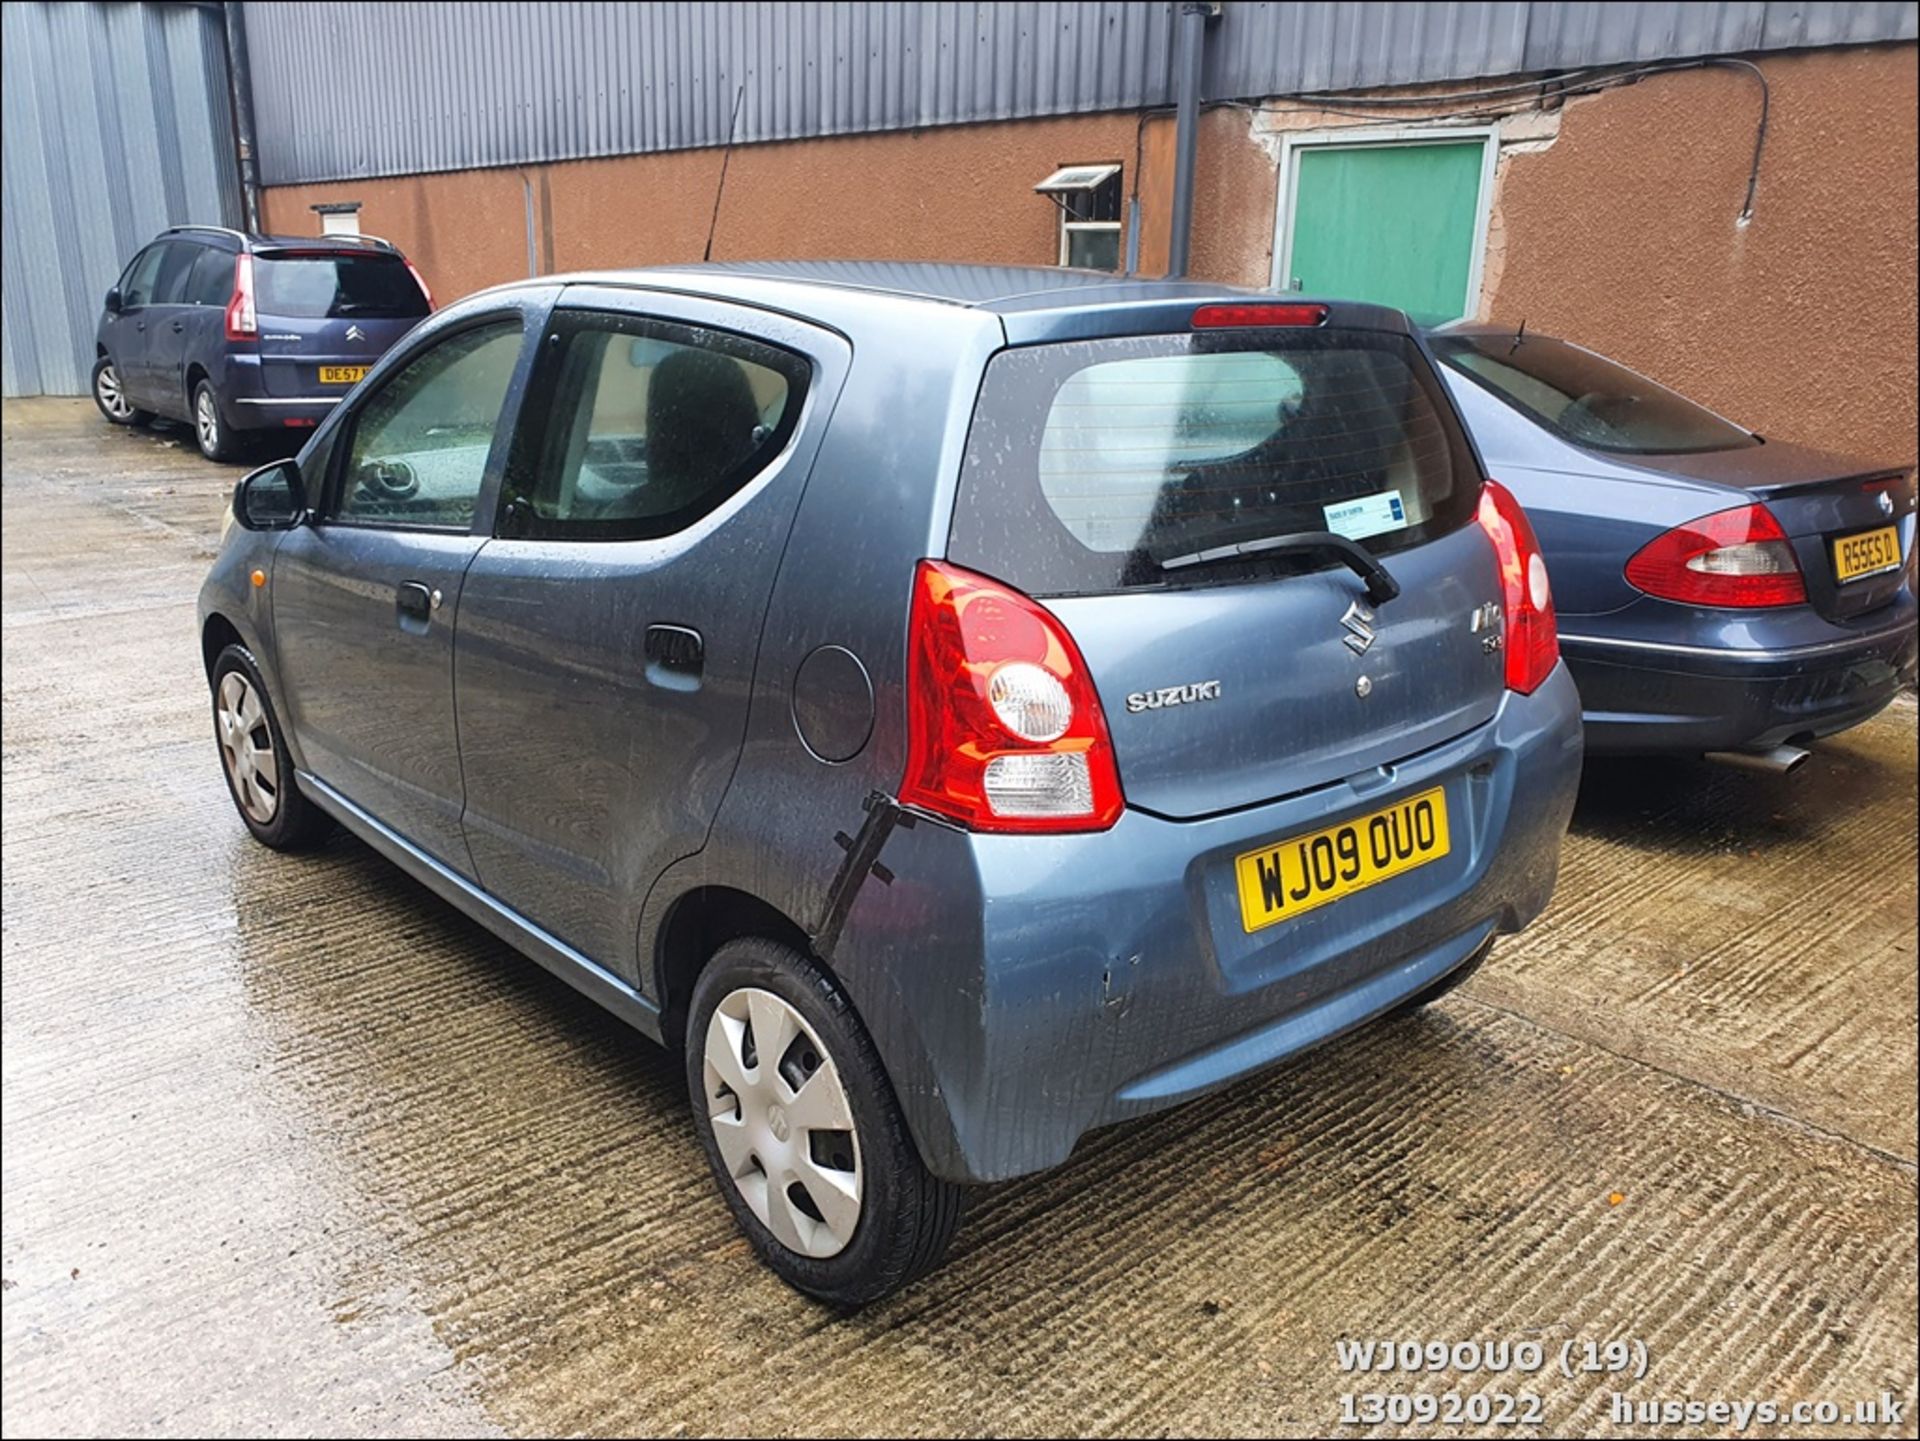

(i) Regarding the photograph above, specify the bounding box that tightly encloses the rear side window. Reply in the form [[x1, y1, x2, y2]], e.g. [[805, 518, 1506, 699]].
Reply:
[[187, 247, 235, 307], [499, 311, 809, 541], [255, 253, 429, 320], [150, 243, 199, 305], [948, 330, 1481, 594], [1430, 334, 1758, 455]]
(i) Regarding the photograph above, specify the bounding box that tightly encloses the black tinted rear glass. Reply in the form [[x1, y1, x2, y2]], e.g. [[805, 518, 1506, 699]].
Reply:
[[949, 329, 1481, 595], [255, 253, 428, 320], [1430, 333, 1758, 455]]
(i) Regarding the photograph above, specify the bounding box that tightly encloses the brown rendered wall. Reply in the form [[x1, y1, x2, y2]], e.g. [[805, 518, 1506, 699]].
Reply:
[[262, 43, 1917, 464]]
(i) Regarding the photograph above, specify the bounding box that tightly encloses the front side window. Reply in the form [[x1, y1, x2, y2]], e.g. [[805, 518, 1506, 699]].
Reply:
[[949, 329, 1480, 595], [256, 253, 429, 320], [1429, 333, 1758, 455], [119, 246, 167, 308], [500, 312, 809, 540], [333, 320, 523, 530]]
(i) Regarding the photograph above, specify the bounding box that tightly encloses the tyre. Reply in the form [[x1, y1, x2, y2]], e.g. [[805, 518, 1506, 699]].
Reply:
[[210, 643, 332, 850], [687, 938, 964, 1306], [91, 355, 153, 427], [1385, 935, 1494, 1020], [193, 379, 244, 463]]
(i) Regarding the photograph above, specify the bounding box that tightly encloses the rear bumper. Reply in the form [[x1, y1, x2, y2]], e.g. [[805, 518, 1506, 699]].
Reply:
[[214, 354, 344, 432], [842, 665, 1583, 1184], [1563, 593, 1917, 754]]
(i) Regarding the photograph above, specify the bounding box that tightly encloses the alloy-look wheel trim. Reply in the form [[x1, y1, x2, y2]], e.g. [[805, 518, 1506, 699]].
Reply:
[[702, 986, 863, 1259], [96, 364, 131, 420], [216, 671, 279, 824], [196, 388, 219, 455]]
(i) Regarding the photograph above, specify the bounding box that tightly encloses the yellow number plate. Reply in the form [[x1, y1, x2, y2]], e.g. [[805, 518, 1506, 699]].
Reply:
[[1832, 525, 1902, 583], [1235, 787, 1451, 933], [318, 365, 370, 385]]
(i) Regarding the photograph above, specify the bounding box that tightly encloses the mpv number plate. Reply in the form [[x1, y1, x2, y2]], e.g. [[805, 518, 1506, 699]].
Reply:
[[319, 365, 370, 385], [1832, 525, 1901, 583], [1235, 787, 1451, 933]]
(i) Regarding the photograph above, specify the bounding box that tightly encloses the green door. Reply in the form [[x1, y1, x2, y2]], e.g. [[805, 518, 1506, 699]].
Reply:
[[1284, 140, 1487, 325]]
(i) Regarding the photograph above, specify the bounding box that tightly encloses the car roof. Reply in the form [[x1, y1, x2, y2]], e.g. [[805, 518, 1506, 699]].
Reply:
[[157, 226, 401, 255], [473, 259, 1417, 344]]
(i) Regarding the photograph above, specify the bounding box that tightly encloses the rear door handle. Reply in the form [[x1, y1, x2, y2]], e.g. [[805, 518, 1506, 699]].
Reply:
[[395, 581, 438, 630], [644, 624, 704, 690], [171, 320, 184, 333]]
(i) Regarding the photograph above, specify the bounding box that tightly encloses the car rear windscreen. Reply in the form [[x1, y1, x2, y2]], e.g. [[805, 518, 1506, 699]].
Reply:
[[1429, 333, 1759, 455], [255, 253, 429, 320], [947, 329, 1481, 595]]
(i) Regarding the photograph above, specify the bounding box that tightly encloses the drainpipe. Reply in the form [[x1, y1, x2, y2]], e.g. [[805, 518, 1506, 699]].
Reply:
[[222, 2, 262, 232], [517, 169, 538, 276], [1165, 1, 1219, 278]]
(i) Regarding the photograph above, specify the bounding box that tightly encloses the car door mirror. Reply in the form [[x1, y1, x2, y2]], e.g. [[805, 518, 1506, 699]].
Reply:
[[232, 459, 307, 531], [104, 287, 123, 314]]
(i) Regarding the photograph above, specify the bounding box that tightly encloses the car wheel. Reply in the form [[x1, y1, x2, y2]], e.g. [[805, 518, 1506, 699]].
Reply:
[[91, 356, 153, 427], [210, 643, 332, 850], [193, 379, 243, 463], [1385, 935, 1494, 1020], [687, 938, 964, 1306]]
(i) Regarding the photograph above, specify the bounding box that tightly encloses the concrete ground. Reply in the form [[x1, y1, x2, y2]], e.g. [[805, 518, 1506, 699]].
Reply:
[[2, 396, 1914, 1438]]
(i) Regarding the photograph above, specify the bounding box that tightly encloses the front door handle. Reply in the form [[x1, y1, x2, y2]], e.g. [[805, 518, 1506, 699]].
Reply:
[[395, 580, 437, 631]]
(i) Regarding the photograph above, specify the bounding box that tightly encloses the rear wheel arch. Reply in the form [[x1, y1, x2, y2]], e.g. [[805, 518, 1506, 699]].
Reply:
[[184, 363, 211, 415], [653, 885, 812, 1052]]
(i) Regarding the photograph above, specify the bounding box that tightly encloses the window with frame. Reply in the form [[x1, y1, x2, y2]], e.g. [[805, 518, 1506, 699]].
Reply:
[[1035, 163, 1124, 272], [186, 246, 237, 307], [150, 243, 199, 306], [119, 246, 168, 308], [499, 311, 810, 541], [333, 320, 523, 530]]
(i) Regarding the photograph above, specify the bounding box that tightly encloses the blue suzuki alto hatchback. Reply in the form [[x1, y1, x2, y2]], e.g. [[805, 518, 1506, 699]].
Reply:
[[199, 262, 1583, 1303]]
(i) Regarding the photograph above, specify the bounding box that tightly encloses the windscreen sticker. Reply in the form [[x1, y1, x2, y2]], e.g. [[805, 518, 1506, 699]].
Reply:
[[1323, 489, 1408, 542]]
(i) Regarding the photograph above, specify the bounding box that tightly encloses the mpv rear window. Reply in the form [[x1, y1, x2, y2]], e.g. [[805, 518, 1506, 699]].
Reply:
[[948, 329, 1481, 595], [255, 253, 429, 320]]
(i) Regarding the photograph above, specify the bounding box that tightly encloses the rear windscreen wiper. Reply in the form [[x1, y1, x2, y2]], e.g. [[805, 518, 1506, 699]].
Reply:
[[1155, 530, 1401, 605]]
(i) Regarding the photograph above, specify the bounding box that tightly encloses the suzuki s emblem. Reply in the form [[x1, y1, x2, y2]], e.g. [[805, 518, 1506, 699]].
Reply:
[[345, 324, 367, 342], [1878, 490, 1896, 517], [1341, 600, 1376, 656]]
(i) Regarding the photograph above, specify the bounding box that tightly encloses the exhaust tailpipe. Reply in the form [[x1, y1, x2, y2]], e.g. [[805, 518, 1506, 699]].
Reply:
[[1704, 744, 1812, 775]]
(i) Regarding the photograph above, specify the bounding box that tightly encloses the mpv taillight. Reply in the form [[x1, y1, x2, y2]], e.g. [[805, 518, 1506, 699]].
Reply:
[[1476, 480, 1559, 695], [404, 258, 434, 311], [1623, 503, 1807, 608], [224, 253, 257, 341], [900, 560, 1123, 833]]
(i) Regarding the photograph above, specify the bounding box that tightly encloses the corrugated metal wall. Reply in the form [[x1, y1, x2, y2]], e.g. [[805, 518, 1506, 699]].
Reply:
[[245, 1, 1178, 187], [2, 2, 242, 398], [1208, 1, 1919, 98], [244, 0, 1917, 188]]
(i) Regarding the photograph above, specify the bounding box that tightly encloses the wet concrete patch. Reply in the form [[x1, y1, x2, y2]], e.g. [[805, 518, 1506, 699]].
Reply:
[[4, 399, 1915, 1437]]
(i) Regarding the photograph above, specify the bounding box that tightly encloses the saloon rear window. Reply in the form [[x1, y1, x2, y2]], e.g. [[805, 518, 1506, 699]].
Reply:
[[255, 253, 429, 320], [1429, 333, 1759, 455], [947, 329, 1481, 594]]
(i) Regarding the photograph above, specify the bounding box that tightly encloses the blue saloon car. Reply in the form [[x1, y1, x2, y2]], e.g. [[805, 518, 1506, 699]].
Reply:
[[1431, 325, 1917, 770]]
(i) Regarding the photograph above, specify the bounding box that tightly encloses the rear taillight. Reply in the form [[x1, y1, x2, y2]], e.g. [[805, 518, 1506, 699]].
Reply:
[[1624, 503, 1807, 608], [1191, 302, 1328, 329], [900, 560, 1123, 833], [1476, 480, 1559, 695], [223, 253, 256, 341], [404, 258, 434, 310]]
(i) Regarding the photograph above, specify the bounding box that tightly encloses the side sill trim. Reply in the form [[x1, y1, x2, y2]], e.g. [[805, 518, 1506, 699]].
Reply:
[[297, 771, 664, 1042]]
